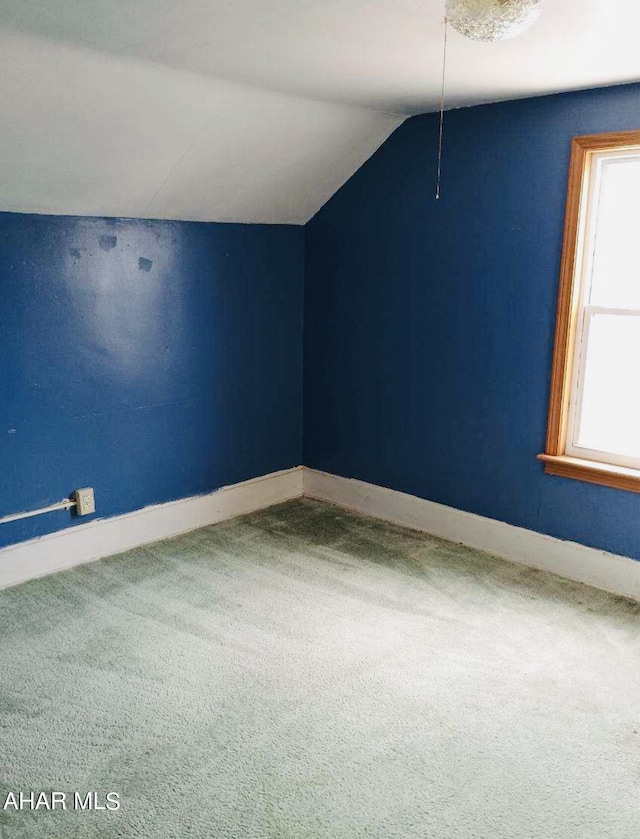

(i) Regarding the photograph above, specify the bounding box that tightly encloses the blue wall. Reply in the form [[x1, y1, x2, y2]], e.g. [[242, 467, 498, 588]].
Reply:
[[5, 83, 640, 560], [0, 213, 303, 548], [304, 82, 640, 561]]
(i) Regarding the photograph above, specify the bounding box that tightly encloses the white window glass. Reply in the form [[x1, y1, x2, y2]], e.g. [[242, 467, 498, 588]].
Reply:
[[567, 150, 640, 468], [575, 312, 640, 460], [589, 156, 640, 309]]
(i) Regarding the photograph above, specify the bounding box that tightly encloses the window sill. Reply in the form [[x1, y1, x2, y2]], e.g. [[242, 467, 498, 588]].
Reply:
[[537, 453, 640, 494]]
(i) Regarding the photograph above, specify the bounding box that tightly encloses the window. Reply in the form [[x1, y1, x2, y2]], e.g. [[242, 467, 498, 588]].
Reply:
[[539, 130, 640, 493]]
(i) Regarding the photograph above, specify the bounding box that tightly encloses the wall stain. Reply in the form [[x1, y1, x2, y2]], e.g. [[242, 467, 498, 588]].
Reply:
[[138, 257, 153, 272], [69, 248, 81, 258], [99, 235, 117, 251]]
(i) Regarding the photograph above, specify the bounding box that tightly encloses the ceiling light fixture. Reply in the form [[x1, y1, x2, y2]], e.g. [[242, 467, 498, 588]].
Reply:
[[435, 0, 544, 198], [445, 0, 544, 42]]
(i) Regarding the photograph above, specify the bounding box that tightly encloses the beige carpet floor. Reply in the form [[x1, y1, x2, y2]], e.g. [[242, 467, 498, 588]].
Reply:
[[1, 498, 639, 838]]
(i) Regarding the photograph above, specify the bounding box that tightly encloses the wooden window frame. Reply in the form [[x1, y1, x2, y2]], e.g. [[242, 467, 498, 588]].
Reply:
[[538, 129, 640, 493]]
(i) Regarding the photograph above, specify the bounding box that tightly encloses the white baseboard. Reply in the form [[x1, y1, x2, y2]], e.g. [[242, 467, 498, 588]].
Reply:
[[0, 467, 304, 590], [303, 467, 640, 602], [4, 464, 639, 602]]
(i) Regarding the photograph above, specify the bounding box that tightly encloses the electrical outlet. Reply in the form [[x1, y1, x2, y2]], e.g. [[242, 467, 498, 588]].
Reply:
[[74, 487, 95, 516]]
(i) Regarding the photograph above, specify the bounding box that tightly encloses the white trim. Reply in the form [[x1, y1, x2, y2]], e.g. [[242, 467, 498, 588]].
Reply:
[[4, 464, 639, 602], [0, 467, 304, 591], [303, 468, 640, 602]]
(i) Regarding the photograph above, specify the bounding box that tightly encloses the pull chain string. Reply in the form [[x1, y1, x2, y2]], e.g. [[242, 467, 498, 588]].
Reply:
[[435, 15, 449, 200]]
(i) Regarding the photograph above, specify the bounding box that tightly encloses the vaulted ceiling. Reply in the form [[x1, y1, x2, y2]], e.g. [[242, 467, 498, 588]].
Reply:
[[1, 1, 639, 224]]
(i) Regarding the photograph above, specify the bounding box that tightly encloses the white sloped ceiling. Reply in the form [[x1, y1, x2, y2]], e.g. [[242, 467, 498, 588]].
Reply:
[[0, 29, 402, 224], [1, 0, 639, 223]]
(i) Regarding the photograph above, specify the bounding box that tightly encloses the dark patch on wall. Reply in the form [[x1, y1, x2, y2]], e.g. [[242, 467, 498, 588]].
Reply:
[[69, 248, 81, 258], [138, 257, 153, 272], [99, 235, 117, 251]]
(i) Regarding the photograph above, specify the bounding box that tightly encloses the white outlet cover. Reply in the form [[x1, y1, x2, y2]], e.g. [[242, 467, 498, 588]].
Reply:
[[75, 487, 96, 516]]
